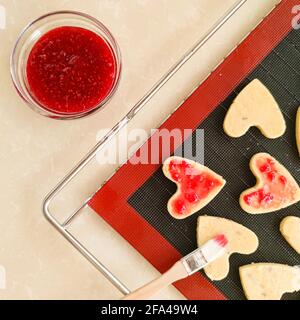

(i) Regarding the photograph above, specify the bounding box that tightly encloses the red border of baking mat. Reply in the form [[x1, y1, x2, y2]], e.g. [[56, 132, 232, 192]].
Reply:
[[89, 0, 298, 300]]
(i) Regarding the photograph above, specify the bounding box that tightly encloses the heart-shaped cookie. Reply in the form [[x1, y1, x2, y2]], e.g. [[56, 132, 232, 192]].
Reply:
[[223, 79, 286, 138], [280, 216, 300, 254], [240, 153, 300, 214], [197, 216, 258, 281], [240, 263, 300, 300], [162, 157, 225, 219]]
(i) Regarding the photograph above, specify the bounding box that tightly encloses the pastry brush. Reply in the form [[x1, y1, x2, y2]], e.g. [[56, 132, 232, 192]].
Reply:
[[123, 234, 228, 300]]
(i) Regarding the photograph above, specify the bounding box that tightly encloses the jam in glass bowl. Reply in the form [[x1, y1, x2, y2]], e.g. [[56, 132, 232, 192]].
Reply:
[[10, 11, 122, 119]]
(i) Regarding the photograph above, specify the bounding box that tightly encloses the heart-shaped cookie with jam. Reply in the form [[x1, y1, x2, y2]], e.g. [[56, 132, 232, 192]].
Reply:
[[240, 153, 300, 214], [162, 157, 225, 219], [223, 79, 286, 138], [197, 216, 259, 281], [240, 263, 300, 300]]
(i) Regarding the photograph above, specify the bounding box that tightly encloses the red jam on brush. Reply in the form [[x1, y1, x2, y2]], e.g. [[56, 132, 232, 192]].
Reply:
[[168, 159, 222, 215], [26, 26, 116, 115], [243, 157, 295, 209]]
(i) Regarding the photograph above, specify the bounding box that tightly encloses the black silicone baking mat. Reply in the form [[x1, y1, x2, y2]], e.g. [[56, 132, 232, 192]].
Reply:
[[128, 28, 300, 300]]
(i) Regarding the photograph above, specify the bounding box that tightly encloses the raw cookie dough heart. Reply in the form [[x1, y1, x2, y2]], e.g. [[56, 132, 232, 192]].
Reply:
[[223, 79, 286, 138], [162, 157, 225, 219], [197, 216, 258, 281], [240, 153, 300, 214], [280, 216, 300, 254], [296, 107, 300, 155], [240, 263, 300, 300]]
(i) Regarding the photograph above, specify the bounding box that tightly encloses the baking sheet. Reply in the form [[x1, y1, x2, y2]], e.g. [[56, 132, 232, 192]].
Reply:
[[89, 0, 300, 299]]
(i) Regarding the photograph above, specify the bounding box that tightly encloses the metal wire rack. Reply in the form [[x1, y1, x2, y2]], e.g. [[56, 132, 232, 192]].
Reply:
[[42, 0, 248, 297]]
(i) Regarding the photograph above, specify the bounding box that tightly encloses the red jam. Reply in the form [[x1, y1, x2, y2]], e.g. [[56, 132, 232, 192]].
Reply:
[[26, 26, 116, 114], [243, 157, 296, 209], [168, 159, 222, 216]]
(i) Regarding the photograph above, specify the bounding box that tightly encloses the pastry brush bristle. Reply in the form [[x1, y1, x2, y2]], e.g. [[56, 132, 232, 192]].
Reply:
[[214, 234, 228, 248]]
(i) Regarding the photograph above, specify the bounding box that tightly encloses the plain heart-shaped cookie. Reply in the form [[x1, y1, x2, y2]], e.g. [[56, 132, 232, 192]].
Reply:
[[280, 216, 300, 254], [162, 157, 225, 219], [197, 216, 258, 281], [240, 153, 300, 214], [240, 263, 300, 300], [223, 79, 286, 138]]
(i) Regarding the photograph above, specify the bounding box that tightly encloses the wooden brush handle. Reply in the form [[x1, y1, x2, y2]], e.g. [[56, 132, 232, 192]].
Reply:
[[122, 261, 187, 300]]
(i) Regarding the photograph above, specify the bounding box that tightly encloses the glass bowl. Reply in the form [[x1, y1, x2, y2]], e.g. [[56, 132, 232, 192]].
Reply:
[[10, 11, 122, 120]]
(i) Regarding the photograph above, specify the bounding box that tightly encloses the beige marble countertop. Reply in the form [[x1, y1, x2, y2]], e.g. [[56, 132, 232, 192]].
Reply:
[[0, 0, 280, 299]]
